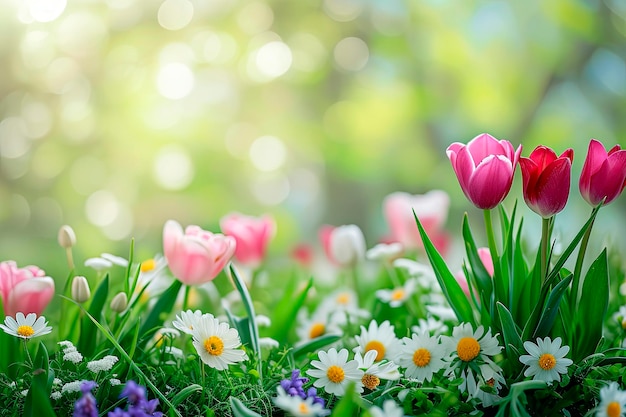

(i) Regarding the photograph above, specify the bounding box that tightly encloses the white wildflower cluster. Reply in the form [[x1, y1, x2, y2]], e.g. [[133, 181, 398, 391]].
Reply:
[[58, 340, 83, 364], [87, 355, 119, 373]]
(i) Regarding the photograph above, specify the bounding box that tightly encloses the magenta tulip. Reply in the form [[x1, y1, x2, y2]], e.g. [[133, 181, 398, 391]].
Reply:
[[163, 220, 236, 285], [447, 133, 522, 209], [383, 190, 450, 253], [579, 139, 626, 206], [0, 261, 55, 317], [220, 213, 275, 267], [519, 146, 574, 218]]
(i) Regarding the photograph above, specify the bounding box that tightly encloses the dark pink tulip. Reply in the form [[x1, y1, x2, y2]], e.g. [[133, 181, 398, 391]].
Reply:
[[447, 133, 522, 209], [579, 139, 626, 206], [519, 146, 573, 218], [0, 261, 55, 317], [220, 213, 275, 268], [163, 220, 236, 285]]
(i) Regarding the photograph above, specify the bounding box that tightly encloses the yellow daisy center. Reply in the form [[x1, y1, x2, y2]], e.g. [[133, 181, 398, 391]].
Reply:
[[413, 348, 431, 367], [365, 340, 386, 361], [326, 365, 345, 383], [457, 337, 480, 362], [298, 402, 310, 414], [607, 401, 621, 417], [391, 289, 405, 301], [203, 336, 224, 356], [621, 319, 626, 330], [309, 323, 325, 339], [538, 353, 556, 370], [336, 293, 350, 305], [362, 374, 380, 390], [140, 259, 156, 272], [17, 325, 35, 338]]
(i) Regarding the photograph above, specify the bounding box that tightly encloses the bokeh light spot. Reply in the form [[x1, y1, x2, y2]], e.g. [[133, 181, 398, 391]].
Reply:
[[158, 0, 194, 31], [86, 190, 120, 227], [152, 145, 194, 190], [27, 0, 66, 22], [333, 37, 369, 71], [249, 135, 287, 172], [156, 63, 195, 99], [255, 41, 293, 79]]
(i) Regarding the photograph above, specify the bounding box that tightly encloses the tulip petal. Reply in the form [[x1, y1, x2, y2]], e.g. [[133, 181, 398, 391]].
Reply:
[[163, 220, 183, 259], [467, 155, 514, 209], [589, 149, 626, 205], [467, 133, 506, 162], [527, 157, 572, 217], [6, 277, 55, 317], [579, 139, 608, 201]]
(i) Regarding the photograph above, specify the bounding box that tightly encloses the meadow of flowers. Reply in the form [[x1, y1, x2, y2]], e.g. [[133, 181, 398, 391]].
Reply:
[[2, 133, 626, 416]]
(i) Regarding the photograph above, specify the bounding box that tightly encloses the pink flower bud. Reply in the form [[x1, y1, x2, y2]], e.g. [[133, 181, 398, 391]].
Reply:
[[447, 133, 522, 209], [163, 220, 236, 285], [519, 146, 573, 218], [220, 213, 275, 268]]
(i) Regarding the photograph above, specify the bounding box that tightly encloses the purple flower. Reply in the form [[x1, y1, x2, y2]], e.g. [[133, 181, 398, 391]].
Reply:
[[120, 380, 146, 406], [278, 369, 326, 408], [73, 381, 98, 417]]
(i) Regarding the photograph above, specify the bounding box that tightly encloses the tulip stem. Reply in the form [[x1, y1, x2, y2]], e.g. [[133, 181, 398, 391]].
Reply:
[[182, 285, 191, 311], [572, 208, 597, 305], [540, 217, 551, 286], [483, 209, 499, 261]]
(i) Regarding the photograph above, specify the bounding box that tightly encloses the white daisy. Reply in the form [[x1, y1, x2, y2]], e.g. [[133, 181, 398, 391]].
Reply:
[[317, 289, 370, 323], [393, 258, 438, 290], [444, 323, 502, 387], [461, 367, 505, 407], [355, 350, 401, 390], [368, 400, 404, 417], [306, 348, 364, 396], [396, 331, 445, 383], [354, 320, 399, 362], [172, 310, 204, 335], [130, 255, 171, 305], [376, 278, 418, 308], [613, 305, 626, 330], [295, 306, 341, 345], [0, 312, 52, 339], [273, 386, 330, 417], [596, 382, 626, 417], [519, 337, 573, 383], [412, 317, 448, 336], [190, 314, 247, 370], [366, 243, 404, 262]]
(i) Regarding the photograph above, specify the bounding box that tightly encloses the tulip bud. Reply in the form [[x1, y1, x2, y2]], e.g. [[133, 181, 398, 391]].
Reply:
[[110, 292, 128, 313], [58, 225, 76, 249], [329, 225, 366, 267], [71, 276, 91, 303]]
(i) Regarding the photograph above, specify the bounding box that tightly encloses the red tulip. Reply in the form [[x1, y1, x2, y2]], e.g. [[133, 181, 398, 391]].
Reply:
[[519, 146, 573, 218], [579, 139, 626, 206], [0, 261, 55, 317], [447, 133, 522, 209], [163, 220, 236, 285]]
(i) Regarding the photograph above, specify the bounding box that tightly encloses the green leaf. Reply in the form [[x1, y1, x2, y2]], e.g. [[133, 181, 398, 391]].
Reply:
[[530, 274, 573, 339], [171, 384, 203, 407], [23, 342, 55, 417], [574, 249, 609, 361], [497, 302, 523, 351], [292, 334, 342, 360], [462, 214, 492, 305], [414, 210, 474, 324], [78, 274, 109, 357], [267, 276, 313, 343], [330, 383, 360, 416], [230, 397, 263, 417], [137, 279, 182, 344]]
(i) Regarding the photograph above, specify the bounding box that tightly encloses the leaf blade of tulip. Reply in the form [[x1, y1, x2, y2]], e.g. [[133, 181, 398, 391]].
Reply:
[[496, 302, 524, 375], [414, 210, 474, 325], [530, 274, 572, 339], [78, 274, 110, 357], [136, 279, 182, 345], [267, 275, 313, 343], [230, 396, 264, 417], [291, 334, 342, 360], [462, 214, 492, 304], [573, 249, 609, 361]]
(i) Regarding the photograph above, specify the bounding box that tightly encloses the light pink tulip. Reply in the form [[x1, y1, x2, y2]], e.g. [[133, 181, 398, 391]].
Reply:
[[447, 133, 522, 209], [319, 224, 337, 264], [383, 190, 451, 253], [0, 261, 55, 317], [579, 139, 626, 206], [220, 213, 275, 267], [163, 220, 236, 285], [477, 247, 494, 277]]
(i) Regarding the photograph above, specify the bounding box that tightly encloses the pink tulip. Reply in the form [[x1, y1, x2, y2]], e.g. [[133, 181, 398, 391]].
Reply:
[[163, 220, 236, 285], [319, 225, 337, 264], [219, 213, 275, 267], [477, 247, 494, 277], [519, 146, 574, 218], [0, 261, 55, 317], [579, 139, 626, 206], [447, 133, 522, 209], [383, 190, 451, 253]]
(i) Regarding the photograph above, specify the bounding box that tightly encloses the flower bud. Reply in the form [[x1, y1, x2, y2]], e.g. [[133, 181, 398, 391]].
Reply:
[[71, 276, 91, 303], [110, 292, 128, 313], [58, 225, 77, 249]]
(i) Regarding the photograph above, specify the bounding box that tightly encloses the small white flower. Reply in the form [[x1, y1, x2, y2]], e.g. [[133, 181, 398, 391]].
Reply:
[[412, 317, 448, 336], [58, 340, 75, 348], [613, 305, 626, 330], [274, 386, 330, 417], [84, 257, 113, 271], [190, 314, 248, 370], [295, 305, 342, 345], [376, 279, 417, 308], [368, 400, 404, 417], [396, 331, 445, 383], [50, 391, 62, 400], [260, 337, 280, 350], [256, 315, 272, 327], [87, 355, 119, 373], [61, 381, 83, 395], [172, 310, 204, 335], [63, 350, 83, 364], [355, 350, 400, 390], [366, 243, 403, 262], [519, 337, 573, 383], [425, 304, 457, 322], [0, 312, 52, 339], [306, 348, 364, 396], [53, 378, 62, 386], [164, 346, 184, 359], [596, 382, 626, 417], [109, 378, 122, 386], [318, 289, 370, 322], [461, 367, 505, 407], [353, 320, 399, 362], [20, 390, 28, 397], [393, 258, 438, 289], [100, 253, 129, 267]]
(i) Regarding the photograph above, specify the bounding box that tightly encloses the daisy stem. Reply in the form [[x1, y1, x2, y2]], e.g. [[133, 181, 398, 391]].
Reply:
[[385, 262, 401, 288], [22, 339, 33, 368]]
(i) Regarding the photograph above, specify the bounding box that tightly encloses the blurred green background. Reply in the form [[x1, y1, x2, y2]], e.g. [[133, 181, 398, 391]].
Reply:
[[1, 0, 625, 282]]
